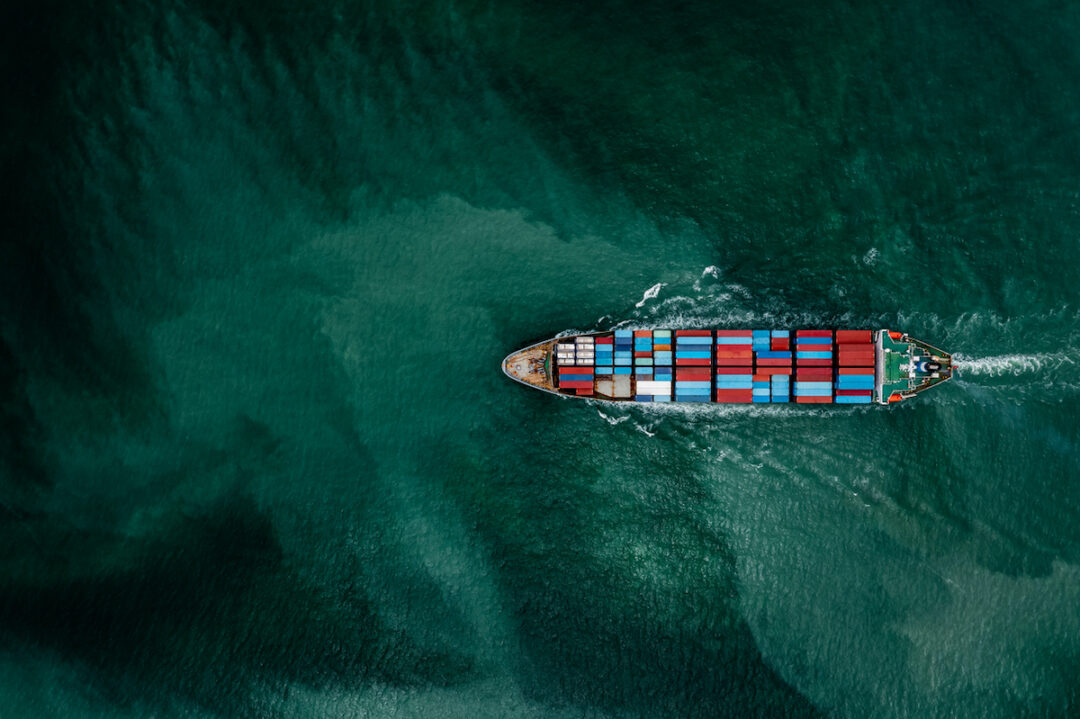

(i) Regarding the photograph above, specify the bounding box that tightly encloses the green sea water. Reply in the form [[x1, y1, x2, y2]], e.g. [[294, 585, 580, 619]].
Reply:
[[2, 1, 1080, 716]]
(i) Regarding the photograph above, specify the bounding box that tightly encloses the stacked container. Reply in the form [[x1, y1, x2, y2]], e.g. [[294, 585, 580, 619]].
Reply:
[[835, 330, 875, 404], [714, 330, 752, 402], [752, 374, 770, 403], [650, 330, 673, 402], [555, 342, 576, 366], [675, 367, 711, 402], [632, 330, 654, 402], [770, 373, 790, 402], [794, 330, 833, 403], [594, 336, 614, 375], [675, 330, 712, 366], [613, 330, 633, 375], [558, 365, 594, 394]]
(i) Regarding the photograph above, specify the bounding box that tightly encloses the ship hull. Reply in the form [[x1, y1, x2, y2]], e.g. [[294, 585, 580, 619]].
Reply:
[[502, 329, 952, 404]]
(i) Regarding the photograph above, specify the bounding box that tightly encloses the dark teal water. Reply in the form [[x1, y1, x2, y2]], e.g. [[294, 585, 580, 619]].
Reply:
[[2, 1, 1080, 716]]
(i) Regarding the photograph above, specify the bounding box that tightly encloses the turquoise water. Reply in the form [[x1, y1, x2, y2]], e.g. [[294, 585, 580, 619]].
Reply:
[[2, 1, 1079, 716]]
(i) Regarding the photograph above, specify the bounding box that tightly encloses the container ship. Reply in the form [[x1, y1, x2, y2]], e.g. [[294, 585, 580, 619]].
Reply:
[[502, 329, 952, 404]]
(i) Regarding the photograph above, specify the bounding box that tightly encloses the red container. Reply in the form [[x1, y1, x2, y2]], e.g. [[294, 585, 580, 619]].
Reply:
[[715, 367, 753, 374], [714, 344, 753, 351], [558, 380, 593, 389], [839, 367, 875, 375], [715, 330, 753, 337], [795, 396, 833, 404], [756, 358, 793, 366], [835, 389, 872, 396], [676, 330, 712, 336], [634, 351, 652, 358], [796, 330, 833, 337], [653, 344, 671, 351], [595, 337, 614, 344], [634, 330, 652, 338], [677, 368, 711, 378], [714, 390, 753, 403], [559, 366, 594, 375], [797, 358, 833, 366], [676, 358, 711, 366], [756, 367, 792, 376], [797, 369, 833, 378], [835, 330, 873, 343], [771, 339, 790, 350], [576, 387, 594, 396], [839, 358, 874, 367], [715, 350, 752, 358]]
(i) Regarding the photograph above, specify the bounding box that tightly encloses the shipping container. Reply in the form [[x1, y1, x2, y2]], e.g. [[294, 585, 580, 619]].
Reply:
[[834, 395, 872, 404], [835, 330, 872, 343], [795, 396, 833, 404]]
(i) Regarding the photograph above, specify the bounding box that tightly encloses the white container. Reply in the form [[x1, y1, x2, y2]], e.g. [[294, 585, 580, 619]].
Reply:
[[636, 381, 672, 394]]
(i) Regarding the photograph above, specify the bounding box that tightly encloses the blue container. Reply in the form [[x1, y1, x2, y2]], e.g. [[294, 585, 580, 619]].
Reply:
[[836, 377, 874, 388], [615, 330, 632, 338], [756, 351, 792, 359], [614, 358, 631, 366], [635, 370, 653, 378], [794, 381, 832, 389], [715, 336, 752, 345], [595, 367, 613, 375], [795, 337, 833, 345], [634, 395, 652, 402], [675, 387, 711, 396], [614, 367, 632, 374], [796, 351, 833, 359], [675, 381, 711, 389], [752, 388, 770, 397], [753, 396, 771, 403], [835, 395, 872, 404], [614, 351, 632, 358], [653, 330, 671, 338], [793, 387, 831, 397], [676, 336, 712, 345], [675, 351, 711, 359], [771, 330, 790, 338], [772, 395, 790, 403], [652, 395, 672, 402], [676, 395, 710, 403], [753, 329, 770, 337], [634, 358, 654, 366], [716, 381, 753, 389]]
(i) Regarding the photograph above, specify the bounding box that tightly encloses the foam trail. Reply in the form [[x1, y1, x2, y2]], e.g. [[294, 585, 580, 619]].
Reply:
[[635, 283, 665, 308], [953, 352, 1075, 377]]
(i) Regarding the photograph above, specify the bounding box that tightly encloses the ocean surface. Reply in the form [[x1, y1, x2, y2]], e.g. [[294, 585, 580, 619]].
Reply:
[[2, 1, 1079, 716]]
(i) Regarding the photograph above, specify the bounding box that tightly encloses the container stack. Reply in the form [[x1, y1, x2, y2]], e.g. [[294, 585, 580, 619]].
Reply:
[[759, 330, 792, 402], [713, 330, 752, 403], [613, 330, 633, 374], [557, 365, 594, 394], [653, 330, 673, 368], [675, 367, 710, 402], [835, 330, 875, 404], [633, 330, 654, 402], [650, 330, 673, 402], [555, 342, 576, 366], [594, 336, 614, 375], [794, 330, 834, 403], [675, 330, 712, 366], [770, 373, 790, 402]]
